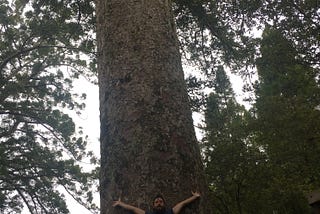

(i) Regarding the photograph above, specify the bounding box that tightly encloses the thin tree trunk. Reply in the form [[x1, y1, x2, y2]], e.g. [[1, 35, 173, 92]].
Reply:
[[96, 0, 211, 213]]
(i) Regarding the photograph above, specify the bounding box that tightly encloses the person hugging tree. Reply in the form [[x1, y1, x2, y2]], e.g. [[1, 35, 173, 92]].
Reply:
[[112, 191, 201, 214]]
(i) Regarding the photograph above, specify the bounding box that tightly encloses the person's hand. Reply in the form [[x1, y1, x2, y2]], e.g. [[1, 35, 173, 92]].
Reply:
[[112, 197, 124, 207], [191, 191, 201, 198]]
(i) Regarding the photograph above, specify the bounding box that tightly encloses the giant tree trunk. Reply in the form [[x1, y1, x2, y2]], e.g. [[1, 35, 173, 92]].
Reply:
[[96, 0, 211, 213]]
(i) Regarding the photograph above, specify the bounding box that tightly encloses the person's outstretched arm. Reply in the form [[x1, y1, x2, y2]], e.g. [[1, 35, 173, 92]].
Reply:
[[112, 198, 145, 214], [172, 191, 201, 214]]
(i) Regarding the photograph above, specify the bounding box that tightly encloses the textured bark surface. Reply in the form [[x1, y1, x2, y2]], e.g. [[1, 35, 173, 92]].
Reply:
[[96, 0, 211, 213]]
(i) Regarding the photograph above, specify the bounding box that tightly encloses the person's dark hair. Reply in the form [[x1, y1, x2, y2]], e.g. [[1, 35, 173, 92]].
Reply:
[[153, 194, 166, 205]]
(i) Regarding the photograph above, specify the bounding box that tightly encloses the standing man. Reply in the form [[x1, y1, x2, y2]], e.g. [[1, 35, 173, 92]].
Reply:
[[112, 191, 201, 214]]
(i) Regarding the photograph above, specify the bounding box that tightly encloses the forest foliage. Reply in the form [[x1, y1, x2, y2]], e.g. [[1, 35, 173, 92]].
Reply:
[[0, 0, 319, 213], [0, 0, 98, 213], [202, 29, 320, 213]]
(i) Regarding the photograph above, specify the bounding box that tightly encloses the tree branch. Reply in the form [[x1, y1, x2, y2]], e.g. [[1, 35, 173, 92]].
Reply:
[[0, 45, 96, 72]]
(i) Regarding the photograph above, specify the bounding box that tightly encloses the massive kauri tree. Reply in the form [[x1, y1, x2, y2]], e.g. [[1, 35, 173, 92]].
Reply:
[[96, 0, 210, 213]]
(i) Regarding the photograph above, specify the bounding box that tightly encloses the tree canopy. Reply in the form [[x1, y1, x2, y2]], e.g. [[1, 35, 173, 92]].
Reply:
[[1, 0, 98, 213]]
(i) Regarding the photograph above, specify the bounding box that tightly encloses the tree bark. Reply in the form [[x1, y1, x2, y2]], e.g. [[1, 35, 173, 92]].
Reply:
[[96, 0, 211, 213]]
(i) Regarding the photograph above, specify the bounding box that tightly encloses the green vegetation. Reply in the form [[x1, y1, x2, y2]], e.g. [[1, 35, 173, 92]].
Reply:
[[202, 27, 319, 213], [0, 0, 98, 213]]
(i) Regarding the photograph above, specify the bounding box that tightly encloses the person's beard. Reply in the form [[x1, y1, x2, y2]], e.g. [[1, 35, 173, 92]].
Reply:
[[153, 205, 166, 214]]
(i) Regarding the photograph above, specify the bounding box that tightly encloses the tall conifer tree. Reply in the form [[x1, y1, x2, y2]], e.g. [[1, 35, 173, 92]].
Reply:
[[203, 67, 265, 213], [96, 1, 211, 213], [253, 27, 320, 212]]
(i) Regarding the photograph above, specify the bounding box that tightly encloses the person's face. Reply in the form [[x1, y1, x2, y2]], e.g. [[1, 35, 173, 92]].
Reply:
[[153, 197, 165, 211]]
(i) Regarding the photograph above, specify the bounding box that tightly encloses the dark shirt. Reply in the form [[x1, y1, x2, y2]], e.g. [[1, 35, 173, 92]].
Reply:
[[145, 208, 173, 214]]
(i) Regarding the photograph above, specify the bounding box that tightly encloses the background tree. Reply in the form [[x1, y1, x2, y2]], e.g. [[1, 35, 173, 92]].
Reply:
[[251, 27, 320, 213], [0, 1, 98, 213], [202, 67, 267, 214]]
